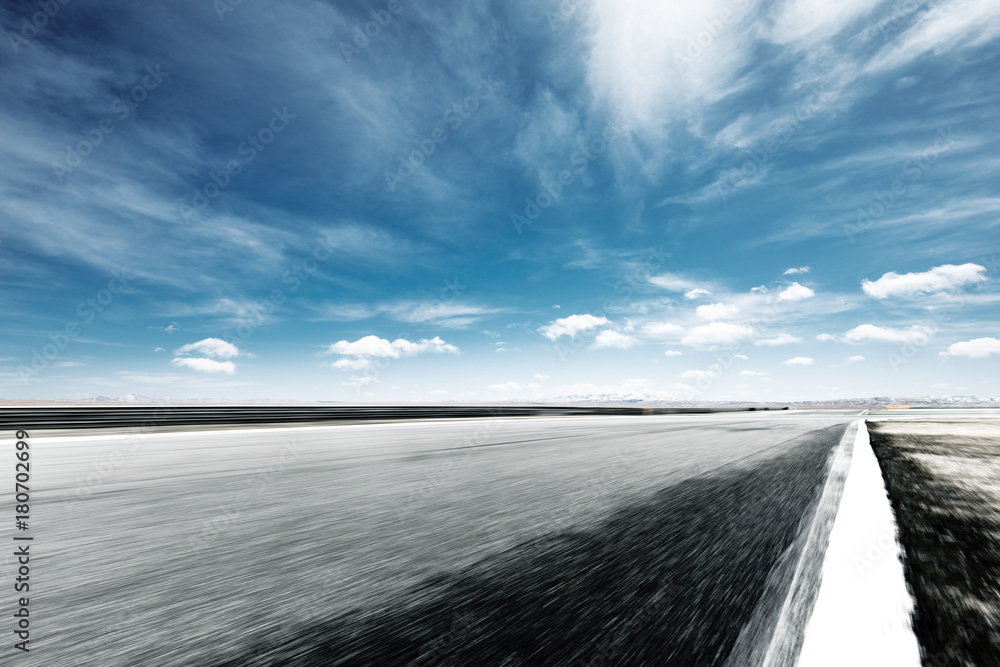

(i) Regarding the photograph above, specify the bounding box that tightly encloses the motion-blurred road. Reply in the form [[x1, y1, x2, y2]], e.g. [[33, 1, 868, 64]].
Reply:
[[7, 411, 857, 665]]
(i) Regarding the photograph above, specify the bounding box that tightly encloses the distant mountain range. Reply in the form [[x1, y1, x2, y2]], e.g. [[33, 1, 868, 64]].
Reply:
[[82, 393, 159, 403], [509, 393, 1000, 409], [2, 393, 998, 409]]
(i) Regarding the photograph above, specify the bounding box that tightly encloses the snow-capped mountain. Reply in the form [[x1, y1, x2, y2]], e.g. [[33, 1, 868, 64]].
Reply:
[[115, 393, 158, 403]]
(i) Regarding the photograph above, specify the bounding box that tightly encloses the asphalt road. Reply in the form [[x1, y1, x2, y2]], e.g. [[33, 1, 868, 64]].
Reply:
[[5, 411, 856, 666]]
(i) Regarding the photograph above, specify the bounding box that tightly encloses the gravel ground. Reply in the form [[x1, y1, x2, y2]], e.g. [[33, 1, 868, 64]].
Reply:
[[868, 417, 1000, 666]]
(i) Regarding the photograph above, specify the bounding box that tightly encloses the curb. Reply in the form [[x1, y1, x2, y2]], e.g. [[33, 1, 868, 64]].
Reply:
[[796, 419, 920, 665]]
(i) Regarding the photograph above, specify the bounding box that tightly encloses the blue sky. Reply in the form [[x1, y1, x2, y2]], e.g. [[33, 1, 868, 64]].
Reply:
[[1, 0, 998, 402]]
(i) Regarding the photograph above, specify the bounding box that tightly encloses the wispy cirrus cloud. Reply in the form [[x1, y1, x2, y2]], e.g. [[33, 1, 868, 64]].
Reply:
[[819, 324, 936, 344]]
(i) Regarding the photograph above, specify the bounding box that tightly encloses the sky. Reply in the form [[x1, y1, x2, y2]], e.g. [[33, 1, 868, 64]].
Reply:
[[0, 0, 998, 403]]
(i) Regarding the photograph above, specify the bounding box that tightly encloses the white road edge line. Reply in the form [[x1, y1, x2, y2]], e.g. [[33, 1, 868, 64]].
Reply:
[[796, 419, 920, 666]]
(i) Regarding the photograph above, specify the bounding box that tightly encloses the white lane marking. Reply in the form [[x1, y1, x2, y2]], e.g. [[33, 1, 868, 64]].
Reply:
[[796, 420, 920, 666]]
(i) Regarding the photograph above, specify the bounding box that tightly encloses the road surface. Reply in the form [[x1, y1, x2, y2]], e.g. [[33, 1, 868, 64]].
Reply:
[[5, 410, 856, 665]]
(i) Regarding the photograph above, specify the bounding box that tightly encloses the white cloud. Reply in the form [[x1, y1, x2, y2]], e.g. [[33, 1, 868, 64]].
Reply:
[[495, 347, 507, 353], [696, 302, 740, 320], [845, 355, 865, 363], [783, 356, 814, 366], [538, 314, 610, 340], [816, 333, 838, 342], [343, 376, 377, 388], [174, 338, 239, 359], [534, 373, 550, 380], [783, 266, 810, 275], [153, 347, 165, 352], [861, 263, 987, 299], [680, 369, 714, 380], [663, 350, 683, 357], [326, 335, 459, 359], [941, 337, 1000, 358], [684, 288, 713, 299], [843, 324, 934, 344], [386, 337, 454, 356], [592, 330, 638, 349], [488, 381, 520, 391], [487, 381, 540, 391], [171, 357, 236, 374], [585, 0, 758, 139], [733, 354, 749, 360], [327, 335, 397, 357], [777, 282, 815, 302], [642, 321, 683, 336], [740, 371, 766, 376], [649, 273, 701, 292], [681, 322, 754, 346], [332, 358, 371, 370], [163, 324, 179, 334], [755, 333, 803, 346]]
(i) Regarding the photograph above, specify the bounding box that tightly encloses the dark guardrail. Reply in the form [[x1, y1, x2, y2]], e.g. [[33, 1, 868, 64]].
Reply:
[[0, 405, 787, 430]]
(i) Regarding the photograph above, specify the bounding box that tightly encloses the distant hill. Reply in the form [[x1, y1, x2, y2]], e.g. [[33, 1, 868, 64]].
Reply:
[[513, 393, 1000, 409]]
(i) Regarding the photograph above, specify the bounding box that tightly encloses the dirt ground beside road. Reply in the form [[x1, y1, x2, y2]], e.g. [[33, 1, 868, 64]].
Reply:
[[868, 419, 1000, 666]]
